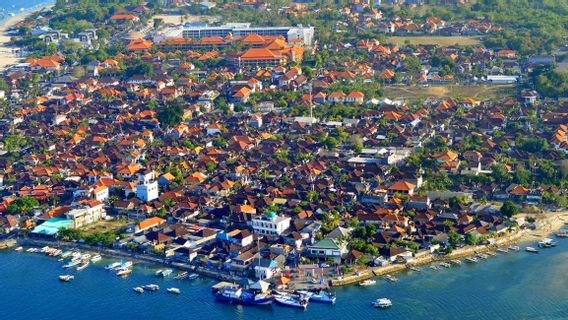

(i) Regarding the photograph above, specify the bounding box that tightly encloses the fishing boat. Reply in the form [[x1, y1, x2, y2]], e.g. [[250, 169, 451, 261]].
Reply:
[[359, 279, 376, 286], [143, 284, 160, 291], [161, 269, 173, 277], [14, 246, 23, 252], [213, 286, 274, 306], [450, 259, 462, 265], [167, 287, 181, 294], [90, 255, 102, 263], [61, 251, 72, 258], [556, 229, 568, 238], [155, 269, 163, 276], [508, 245, 521, 252], [526, 246, 539, 253], [476, 253, 488, 260], [297, 290, 336, 304], [497, 248, 509, 254], [77, 261, 89, 271], [105, 262, 121, 270], [175, 271, 188, 280], [133, 287, 144, 294], [59, 275, 74, 282], [372, 298, 392, 308], [538, 238, 557, 248], [274, 292, 309, 309], [409, 266, 421, 272], [385, 275, 398, 282], [430, 265, 441, 271], [187, 273, 199, 280], [439, 262, 451, 268], [116, 268, 132, 277]]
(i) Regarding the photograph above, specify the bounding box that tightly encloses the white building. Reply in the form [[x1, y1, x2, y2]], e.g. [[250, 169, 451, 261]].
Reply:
[[136, 180, 159, 202], [64, 201, 106, 228], [92, 186, 109, 202], [251, 212, 291, 236]]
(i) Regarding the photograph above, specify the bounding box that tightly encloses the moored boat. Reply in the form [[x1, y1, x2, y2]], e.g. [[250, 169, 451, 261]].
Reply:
[[297, 290, 336, 304], [556, 229, 568, 238], [143, 284, 160, 291], [116, 268, 132, 277], [409, 266, 421, 272], [187, 273, 199, 280], [167, 287, 181, 294], [213, 285, 274, 306], [538, 238, 557, 248], [15, 246, 24, 252], [450, 259, 462, 265], [133, 286, 144, 293], [105, 262, 121, 270], [77, 261, 89, 271], [90, 254, 102, 263], [508, 245, 520, 252], [62, 259, 81, 269], [465, 257, 478, 263], [439, 262, 451, 268], [160, 269, 173, 277], [526, 246, 539, 253], [59, 275, 74, 282], [175, 271, 188, 280], [372, 298, 392, 308], [385, 275, 398, 282], [274, 292, 309, 309], [359, 279, 376, 286]]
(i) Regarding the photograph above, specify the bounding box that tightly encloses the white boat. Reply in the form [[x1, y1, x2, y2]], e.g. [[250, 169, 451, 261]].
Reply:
[[155, 269, 164, 276], [465, 257, 478, 263], [385, 275, 398, 282], [159, 269, 173, 277], [116, 268, 132, 277], [430, 265, 441, 271], [274, 292, 309, 309], [59, 275, 74, 282], [538, 238, 557, 248], [476, 253, 488, 260], [450, 259, 462, 265], [90, 255, 102, 263], [372, 298, 392, 308], [167, 287, 181, 294], [497, 248, 509, 253], [526, 246, 539, 253], [359, 279, 376, 286], [556, 229, 568, 238], [297, 290, 336, 304], [77, 261, 89, 271], [175, 271, 188, 280], [133, 286, 144, 293], [508, 245, 520, 252], [15, 246, 23, 252], [187, 273, 199, 280], [62, 260, 81, 269], [143, 284, 160, 291], [439, 262, 451, 268], [409, 266, 421, 272], [105, 262, 121, 270]]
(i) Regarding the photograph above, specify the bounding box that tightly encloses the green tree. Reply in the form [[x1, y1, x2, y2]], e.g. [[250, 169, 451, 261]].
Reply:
[[501, 201, 520, 218]]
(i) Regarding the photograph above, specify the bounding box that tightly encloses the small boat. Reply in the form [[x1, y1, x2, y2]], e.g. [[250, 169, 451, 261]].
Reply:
[[476, 253, 488, 260], [61, 251, 72, 258], [385, 275, 398, 282], [430, 265, 441, 271], [372, 298, 392, 308], [465, 257, 478, 264], [175, 271, 188, 280], [497, 248, 509, 254], [160, 269, 173, 277], [105, 262, 121, 270], [116, 268, 132, 277], [450, 259, 462, 265], [90, 255, 102, 263], [439, 262, 451, 268], [297, 290, 336, 304], [62, 260, 81, 269], [133, 286, 144, 294], [538, 238, 557, 248], [274, 292, 309, 309], [187, 273, 199, 280], [213, 285, 274, 305], [526, 246, 539, 253], [508, 245, 520, 252], [77, 261, 89, 271], [15, 246, 24, 252], [143, 284, 160, 291], [59, 275, 74, 282], [167, 287, 181, 294], [409, 266, 421, 272], [155, 269, 163, 276], [556, 229, 568, 238], [359, 279, 376, 286]]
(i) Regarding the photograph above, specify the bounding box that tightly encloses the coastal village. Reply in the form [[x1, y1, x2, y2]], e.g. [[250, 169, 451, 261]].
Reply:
[[0, 0, 568, 307]]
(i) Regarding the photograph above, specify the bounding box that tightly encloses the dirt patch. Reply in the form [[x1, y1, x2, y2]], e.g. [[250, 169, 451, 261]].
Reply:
[[386, 36, 481, 47], [384, 84, 516, 101]]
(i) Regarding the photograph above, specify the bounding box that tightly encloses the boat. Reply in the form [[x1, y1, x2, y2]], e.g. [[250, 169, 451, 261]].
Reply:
[[133, 287, 144, 294], [274, 292, 309, 309], [297, 290, 336, 304], [409, 266, 421, 272], [175, 271, 188, 280], [372, 298, 392, 308], [62, 260, 81, 269], [160, 269, 173, 277], [430, 265, 441, 271], [439, 262, 451, 268], [465, 257, 478, 263], [15, 246, 23, 252], [450, 259, 462, 265], [476, 253, 488, 260], [526, 246, 539, 253], [155, 269, 163, 276], [385, 275, 398, 282], [61, 251, 72, 258], [556, 229, 568, 238], [213, 286, 274, 306], [90, 255, 102, 263], [359, 279, 376, 286], [167, 287, 181, 294], [538, 238, 557, 248], [116, 268, 132, 277], [105, 262, 122, 270], [187, 273, 199, 280], [497, 248, 509, 254], [508, 245, 520, 252], [143, 284, 160, 291], [59, 275, 74, 282], [77, 261, 89, 271]]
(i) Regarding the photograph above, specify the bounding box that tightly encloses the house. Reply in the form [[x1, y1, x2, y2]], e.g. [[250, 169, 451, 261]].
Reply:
[[137, 216, 166, 233], [328, 92, 346, 103], [64, 201, 106, 229], [206, 124, 222, 135], [388, 180, 416, 196], [345, 91, 365, 104], [252, 258, 279, 279], [251, 212, 291, 236], [305, 238, 348, 263]]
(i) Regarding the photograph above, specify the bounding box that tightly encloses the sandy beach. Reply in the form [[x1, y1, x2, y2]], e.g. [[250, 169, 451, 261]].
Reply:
[[0, 4, 53, 71]]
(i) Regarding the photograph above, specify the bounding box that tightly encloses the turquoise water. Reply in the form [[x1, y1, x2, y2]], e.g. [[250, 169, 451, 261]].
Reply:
[[0, 0, 54, 23], [2, 240, 568, 320]]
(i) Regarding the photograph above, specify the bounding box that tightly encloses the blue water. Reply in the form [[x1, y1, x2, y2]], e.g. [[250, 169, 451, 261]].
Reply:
[[0, 0, 55, 23], [2, 239, 568, 320]]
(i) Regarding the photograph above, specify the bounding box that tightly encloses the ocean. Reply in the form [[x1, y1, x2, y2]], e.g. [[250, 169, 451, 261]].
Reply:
[[0, 0, 54, 23], [1, 239, 568, 320]]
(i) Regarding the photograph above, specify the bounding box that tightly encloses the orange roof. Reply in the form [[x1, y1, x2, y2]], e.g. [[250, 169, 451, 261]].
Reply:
[[233, 87, 251, 98], [432, 150, 458, 161], [138, 217, 166, 230], [110, 14, 139, 20], [510, 185, 529, 195], [240, 33, 266, 44], [388, 180, 416, 191], [128, 38, 153, 51], [240, 48, 277, 60], [347, 91, 364, 98]]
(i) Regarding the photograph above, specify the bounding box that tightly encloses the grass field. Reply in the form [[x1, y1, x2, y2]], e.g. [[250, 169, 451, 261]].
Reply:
[[384, 84, 516, 101], [385, 36, 482, 47], [81, 219, 129, 234]]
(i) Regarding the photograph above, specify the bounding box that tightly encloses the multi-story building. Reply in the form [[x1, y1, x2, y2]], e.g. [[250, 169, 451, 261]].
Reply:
[[64, 200, 106, 228], [251, 212, 291, 236]]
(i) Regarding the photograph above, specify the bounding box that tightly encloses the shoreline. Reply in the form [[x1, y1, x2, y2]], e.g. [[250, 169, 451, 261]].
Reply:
[[4, 211, 568, 290], [0, 2, 54, 71]]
